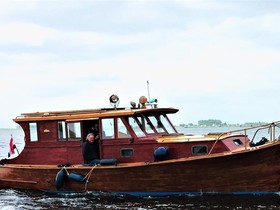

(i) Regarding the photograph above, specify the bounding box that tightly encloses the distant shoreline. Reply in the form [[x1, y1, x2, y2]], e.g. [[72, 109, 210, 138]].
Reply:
[[178, 125, 252, 128]]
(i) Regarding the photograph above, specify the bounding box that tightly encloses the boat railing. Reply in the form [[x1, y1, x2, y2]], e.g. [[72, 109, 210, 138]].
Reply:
[[208, 121, 280, 155]]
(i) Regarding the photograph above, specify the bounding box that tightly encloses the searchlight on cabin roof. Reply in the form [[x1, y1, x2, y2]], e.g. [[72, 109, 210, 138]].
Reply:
[[109, 94, 120, 109], [109, 93, 158, 110]]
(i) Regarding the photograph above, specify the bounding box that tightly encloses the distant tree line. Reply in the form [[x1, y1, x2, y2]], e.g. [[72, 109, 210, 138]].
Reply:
[[179, 119, 267, 128], [198, 119, 223, 126]]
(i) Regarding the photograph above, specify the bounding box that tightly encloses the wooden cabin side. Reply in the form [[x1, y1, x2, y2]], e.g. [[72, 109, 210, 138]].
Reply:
[[7, 107, 251, 165], [7, 108, 179, 165], [97, 114, 252, 163], [8, 120, 83, 165]]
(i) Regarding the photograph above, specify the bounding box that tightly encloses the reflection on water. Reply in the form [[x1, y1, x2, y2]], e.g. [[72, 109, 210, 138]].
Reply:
[[1, 189, 280, 209]]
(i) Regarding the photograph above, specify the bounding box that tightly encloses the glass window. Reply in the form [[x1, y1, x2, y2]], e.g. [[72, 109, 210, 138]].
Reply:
[[102, 118, 114, 139], [143, 117, 155, 134], [117, 118, 131, 138], [67, 122, 81, 140], [58, 121, 66, 140], [148, 116, 165, 133], [192, 146, 208, 155], [121, 148, 134, 158], [233, 139, 243, 146], [29, 122, 38, 142], [128, 117, 145, 137], [160, 115, 177, 134]]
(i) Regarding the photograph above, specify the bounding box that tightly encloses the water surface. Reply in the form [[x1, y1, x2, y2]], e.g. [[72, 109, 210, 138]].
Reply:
[[1, 189, 280, 209]]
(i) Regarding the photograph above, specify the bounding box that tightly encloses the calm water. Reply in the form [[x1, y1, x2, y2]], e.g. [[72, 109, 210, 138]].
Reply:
[[0, 189, 280, 209], [1, 127, 280, 209]]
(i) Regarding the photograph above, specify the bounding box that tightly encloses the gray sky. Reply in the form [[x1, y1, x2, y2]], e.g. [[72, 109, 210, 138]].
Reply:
[[1, 0, 280, 128]]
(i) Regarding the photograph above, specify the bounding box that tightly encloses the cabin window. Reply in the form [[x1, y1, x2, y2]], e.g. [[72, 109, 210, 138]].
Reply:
[[121, 148, 134, 158], [192, 146, 208, 155], [143, 117, 155, 134], [128, 117, 145, 137], [101, 118, 114, 139], [148, 116, 165, 133], [67, 122, 81, 140], [29, 122, 38, 142], [160, 115, 177, 134], [117, 118, 131, 138], [233, 139, 243, 146], [58, 121, 66, 140]]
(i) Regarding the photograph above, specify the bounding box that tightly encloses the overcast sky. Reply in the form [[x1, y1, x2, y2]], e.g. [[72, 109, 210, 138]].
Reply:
[[0, 0, 280, 128]]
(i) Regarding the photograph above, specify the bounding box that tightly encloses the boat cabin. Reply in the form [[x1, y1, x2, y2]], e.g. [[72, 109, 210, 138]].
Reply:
[[8, 95, 250, 165]]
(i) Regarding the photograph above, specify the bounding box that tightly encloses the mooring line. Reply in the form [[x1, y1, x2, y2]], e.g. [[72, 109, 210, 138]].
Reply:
[[84, 165, 97, 192]]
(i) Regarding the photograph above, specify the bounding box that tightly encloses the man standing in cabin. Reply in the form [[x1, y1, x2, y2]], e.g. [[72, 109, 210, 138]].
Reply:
[[91, 121, 106, 139], [82, 133, 100, 165], [91, 122, 100, 140]]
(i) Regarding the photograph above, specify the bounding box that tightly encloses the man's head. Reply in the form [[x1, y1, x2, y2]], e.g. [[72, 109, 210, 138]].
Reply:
[[86, 133, 95, 143]]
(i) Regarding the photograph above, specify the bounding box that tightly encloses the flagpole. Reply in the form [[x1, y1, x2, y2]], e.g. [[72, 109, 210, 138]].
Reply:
[[14, 145, 19, 155]]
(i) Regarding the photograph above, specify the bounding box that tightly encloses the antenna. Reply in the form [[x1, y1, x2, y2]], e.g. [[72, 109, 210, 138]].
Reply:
[[147, 80, 150, 101]]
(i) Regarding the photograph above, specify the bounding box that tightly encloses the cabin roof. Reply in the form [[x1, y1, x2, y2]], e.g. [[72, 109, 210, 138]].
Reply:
[[13, 107, 179, 122]]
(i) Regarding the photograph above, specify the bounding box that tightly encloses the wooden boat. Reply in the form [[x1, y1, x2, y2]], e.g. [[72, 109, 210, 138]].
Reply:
[[1, 94, 280, 196]]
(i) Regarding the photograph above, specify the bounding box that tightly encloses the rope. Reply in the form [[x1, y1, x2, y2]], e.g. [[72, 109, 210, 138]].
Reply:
[[84, 165, 97, 192], [57, 165, 97, 192], [62, 166, 69, 175]]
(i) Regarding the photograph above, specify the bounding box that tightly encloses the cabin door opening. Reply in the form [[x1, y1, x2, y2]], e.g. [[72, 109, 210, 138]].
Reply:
[[81, 119, 101, 159], [82, 120, 100, 141]]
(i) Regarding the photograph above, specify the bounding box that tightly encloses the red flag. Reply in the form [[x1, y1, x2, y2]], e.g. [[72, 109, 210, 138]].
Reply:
[[9, 136, 15, 155]]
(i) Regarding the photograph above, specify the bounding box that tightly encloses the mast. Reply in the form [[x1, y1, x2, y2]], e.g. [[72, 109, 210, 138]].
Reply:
[[147, 80, 150, 101]]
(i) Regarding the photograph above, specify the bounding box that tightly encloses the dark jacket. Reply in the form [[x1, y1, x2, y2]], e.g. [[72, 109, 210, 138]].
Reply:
[[82, 140, 99, 164]]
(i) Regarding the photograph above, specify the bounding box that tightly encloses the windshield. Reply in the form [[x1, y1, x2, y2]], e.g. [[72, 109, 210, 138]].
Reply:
[[159, 114, 177, 134], [128, 113, 177, 137], [128, 117, 146, 137]]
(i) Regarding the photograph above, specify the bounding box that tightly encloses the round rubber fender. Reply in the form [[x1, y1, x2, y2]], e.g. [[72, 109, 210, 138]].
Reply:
[[68, 173, 86, 182], [55, 169, 67, 190]]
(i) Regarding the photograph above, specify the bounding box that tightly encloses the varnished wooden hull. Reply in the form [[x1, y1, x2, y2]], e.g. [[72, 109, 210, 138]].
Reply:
[[1, 141, 280, 195]]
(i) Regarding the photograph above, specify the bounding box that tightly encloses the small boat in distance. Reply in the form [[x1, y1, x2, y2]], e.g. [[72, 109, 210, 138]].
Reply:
[[1, 94, 280, 196]]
